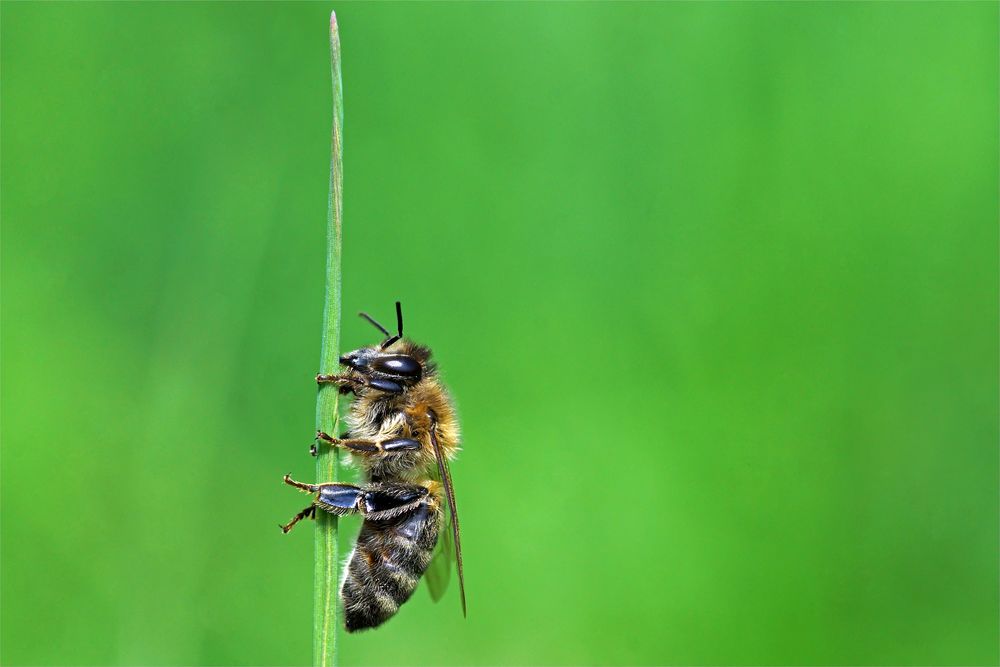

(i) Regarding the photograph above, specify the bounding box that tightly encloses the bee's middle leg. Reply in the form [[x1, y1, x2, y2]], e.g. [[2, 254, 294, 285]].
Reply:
[[310, 429, 354, 457], [315, 430, 421, 456]]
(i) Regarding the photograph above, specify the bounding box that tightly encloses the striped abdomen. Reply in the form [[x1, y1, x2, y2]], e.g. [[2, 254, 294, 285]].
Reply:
[[341, 500, 440, 632]]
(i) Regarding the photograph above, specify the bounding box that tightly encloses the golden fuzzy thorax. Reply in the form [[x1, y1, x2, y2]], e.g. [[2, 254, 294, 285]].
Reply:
[[343, 339, 460, 483]]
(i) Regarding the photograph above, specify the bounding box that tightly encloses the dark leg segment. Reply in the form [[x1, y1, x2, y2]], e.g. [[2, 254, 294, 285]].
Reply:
[[280, 476, 431, 535]]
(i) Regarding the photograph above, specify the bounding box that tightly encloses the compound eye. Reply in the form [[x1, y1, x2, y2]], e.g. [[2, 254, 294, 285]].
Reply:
[[371, 355, 421, 378]]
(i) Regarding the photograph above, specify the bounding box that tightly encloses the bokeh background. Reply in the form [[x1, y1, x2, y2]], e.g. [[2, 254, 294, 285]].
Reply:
[[2, 2, 997, 666]]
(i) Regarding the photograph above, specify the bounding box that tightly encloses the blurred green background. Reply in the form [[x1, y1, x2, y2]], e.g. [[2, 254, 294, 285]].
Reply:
[[2, 2, 997, 666]]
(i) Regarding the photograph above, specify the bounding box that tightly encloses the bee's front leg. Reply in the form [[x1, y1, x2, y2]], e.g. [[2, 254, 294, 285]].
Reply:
[[316, 373, 403, 396], [316, 373, 362, 394]]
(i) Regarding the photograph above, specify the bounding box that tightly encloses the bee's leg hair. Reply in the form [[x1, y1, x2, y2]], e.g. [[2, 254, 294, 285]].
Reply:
[[316, 374, 402, 395], [316, 373, 362, 386]]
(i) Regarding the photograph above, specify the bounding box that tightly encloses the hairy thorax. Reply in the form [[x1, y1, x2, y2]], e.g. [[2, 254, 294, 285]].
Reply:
[[345, 376, 461, 483]]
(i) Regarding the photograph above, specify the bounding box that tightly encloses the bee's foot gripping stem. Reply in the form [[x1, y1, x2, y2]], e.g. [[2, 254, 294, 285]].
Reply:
[[282, 474, 318, 493]]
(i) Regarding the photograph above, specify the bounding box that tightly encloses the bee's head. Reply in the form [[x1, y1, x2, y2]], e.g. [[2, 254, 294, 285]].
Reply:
[[339, 302, 425, 394]]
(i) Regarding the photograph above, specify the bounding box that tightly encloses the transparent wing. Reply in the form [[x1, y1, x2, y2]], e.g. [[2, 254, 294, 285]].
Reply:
[[425, 424, 467, 616], [424, 488, 453, 601]]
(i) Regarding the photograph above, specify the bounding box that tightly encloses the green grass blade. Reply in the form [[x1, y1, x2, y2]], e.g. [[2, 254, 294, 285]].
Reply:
[[314, 10, 344, 667]]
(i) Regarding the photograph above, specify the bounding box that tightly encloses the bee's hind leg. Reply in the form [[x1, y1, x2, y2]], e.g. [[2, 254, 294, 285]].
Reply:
[[279, 505, 316, 533], [283, 474, 319, 493], [281, 477, 430, 535]]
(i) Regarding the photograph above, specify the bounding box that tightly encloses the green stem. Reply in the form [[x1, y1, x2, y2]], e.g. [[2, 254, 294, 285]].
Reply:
[[314, 11, 343, 667]]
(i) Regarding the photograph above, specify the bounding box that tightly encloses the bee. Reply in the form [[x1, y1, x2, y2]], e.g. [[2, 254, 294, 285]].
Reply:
[[281, 302, 466, 632]]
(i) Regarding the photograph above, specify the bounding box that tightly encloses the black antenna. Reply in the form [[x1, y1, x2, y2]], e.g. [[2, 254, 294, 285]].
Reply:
[[359, 311, 391, 337], [379, 301, 403, 349]]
